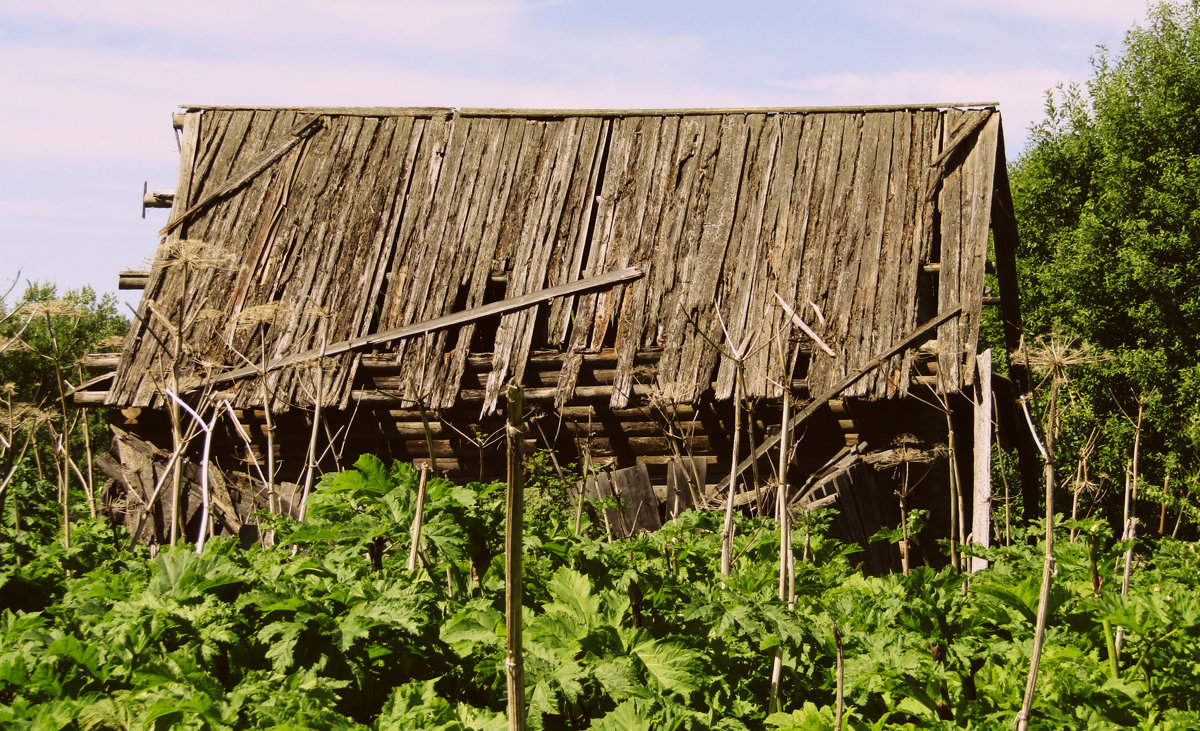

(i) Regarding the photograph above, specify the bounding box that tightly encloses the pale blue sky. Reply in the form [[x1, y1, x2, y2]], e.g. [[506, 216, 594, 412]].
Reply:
[[0, 0, 1151, 307]]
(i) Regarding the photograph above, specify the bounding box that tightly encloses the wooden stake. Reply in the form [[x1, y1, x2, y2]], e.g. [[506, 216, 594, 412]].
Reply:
[[504, 385, 526, 731], [970, 349, 993, 572]]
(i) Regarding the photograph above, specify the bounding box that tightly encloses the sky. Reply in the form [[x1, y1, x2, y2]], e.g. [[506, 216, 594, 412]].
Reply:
[[0, 0, 1153, 310]]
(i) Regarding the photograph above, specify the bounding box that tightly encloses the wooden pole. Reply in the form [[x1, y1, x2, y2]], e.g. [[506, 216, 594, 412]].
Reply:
[[970, 350, 993, 572], [504, 385, 526, 731]]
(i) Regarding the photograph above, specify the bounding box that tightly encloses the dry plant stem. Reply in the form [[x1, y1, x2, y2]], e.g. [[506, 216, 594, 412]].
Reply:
[[833, 618, 845, 731], [945, 410, 960, 569], [720, 373, 743, 585], [1069, 427, 1099, 541], [1016, 387, 1057, 731], [418, 398, 438, 473], [1158, 475, 1170, 535], [1172, 489, 1186, 539], [44, 312, 92, 516], [221, 402, 268, 489], [0, 430, 33, 503], [1114, 399, 1144, 659], [80, 404, 96, 514], [504, 385, 526, 731], [769, 391, 792, 713], [166, 390, 219, 553], [900, 463, 911, 576], [262, 381, 278, 515], [167, 266, 189, 546], [407, 466, 429, 571], [299, 347, 326, 522], [573, 419, 590, 537]]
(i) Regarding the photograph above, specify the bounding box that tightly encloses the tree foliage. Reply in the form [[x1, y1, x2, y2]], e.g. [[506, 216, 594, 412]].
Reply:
[[1011, 0, 1200, 508]]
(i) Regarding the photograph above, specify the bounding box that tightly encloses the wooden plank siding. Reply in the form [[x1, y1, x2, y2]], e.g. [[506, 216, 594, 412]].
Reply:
[[107, 105, 1005, 415]]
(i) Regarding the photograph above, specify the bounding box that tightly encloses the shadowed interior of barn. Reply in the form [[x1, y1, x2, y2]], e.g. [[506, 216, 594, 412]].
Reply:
[[74, 104, 1033, 570]]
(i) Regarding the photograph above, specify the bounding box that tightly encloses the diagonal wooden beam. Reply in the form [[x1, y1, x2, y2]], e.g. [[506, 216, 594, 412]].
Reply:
[[204, 266, 644, 387], [715, 306, 963, 494], [160, 114, 325, 236]]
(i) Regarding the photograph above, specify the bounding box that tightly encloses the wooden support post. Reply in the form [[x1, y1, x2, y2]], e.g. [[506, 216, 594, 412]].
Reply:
[[504, 385, 526, 731], [970, 350, 993, 572]]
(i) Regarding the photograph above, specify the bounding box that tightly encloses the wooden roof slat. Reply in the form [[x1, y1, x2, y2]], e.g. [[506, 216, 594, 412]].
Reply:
[[111, 106, 1012, 411]]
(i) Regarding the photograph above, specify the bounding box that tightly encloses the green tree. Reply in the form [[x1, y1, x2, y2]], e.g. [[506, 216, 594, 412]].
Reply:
[[1011, 0, 1200, 521], [0, 281, 128, 539]]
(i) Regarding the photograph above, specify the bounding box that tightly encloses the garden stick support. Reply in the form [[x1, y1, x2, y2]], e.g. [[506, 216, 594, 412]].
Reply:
[[505, 384, 527, 731]]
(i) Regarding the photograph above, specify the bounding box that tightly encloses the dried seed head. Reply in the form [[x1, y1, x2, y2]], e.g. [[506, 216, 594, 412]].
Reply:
[[28, 298, 84, 318], [1026, 328, 1109, 380], [94, 335, 126, 351], [155, 239, 234, 273], [233, 303, 281, 330]]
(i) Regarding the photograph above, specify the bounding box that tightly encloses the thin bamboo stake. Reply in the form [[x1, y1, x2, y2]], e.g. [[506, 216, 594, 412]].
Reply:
[[407, 466, 430, 571], [504, 385, 526, 731]]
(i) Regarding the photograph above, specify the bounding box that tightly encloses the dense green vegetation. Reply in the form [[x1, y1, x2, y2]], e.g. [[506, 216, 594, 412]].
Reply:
[[1009, 0, 1200, 525], [1, 430, 1192, 731], [4, 455, 1200, 729]]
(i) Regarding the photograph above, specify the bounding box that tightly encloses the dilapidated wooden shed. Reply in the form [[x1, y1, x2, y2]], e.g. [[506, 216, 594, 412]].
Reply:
[[76, 103, 1032, 562]]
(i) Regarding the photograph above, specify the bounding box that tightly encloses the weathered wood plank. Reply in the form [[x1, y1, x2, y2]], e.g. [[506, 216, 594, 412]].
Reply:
[[206, 267, 643, 387]]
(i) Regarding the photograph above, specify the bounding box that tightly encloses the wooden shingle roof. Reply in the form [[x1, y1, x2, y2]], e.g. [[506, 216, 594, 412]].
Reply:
[[108, 104, 1006, 413]]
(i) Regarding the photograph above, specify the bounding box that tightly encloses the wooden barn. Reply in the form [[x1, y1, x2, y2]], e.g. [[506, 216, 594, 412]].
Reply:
[[74, 103, 1033, 565]]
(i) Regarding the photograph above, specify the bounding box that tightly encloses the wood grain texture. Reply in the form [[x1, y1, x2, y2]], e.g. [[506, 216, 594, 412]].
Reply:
[[108, 105, 1007, 415]]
